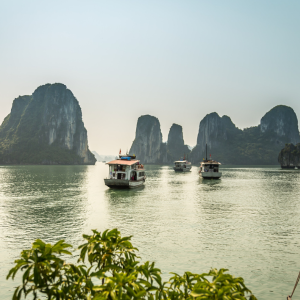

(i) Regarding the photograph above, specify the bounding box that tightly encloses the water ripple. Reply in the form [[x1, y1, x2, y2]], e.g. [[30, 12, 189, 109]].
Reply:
[[1, 164, 300, 299]]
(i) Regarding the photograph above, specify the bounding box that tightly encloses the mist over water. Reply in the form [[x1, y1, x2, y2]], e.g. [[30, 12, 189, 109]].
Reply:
[[1, 163, 300, 299]]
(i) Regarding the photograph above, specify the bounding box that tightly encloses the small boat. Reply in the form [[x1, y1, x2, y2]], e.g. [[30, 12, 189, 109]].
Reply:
[[174, 160, 192, 172], [104, 154, 146, 189], [199, 160, 222, 179], [199, 145, 222, 179]]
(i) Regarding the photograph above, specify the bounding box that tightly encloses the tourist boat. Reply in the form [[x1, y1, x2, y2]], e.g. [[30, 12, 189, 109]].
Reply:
[[104, 154, 146, 189], [174, 160, 192, 172], [199, 160, 222, 179], [199, 145, 222, 179]]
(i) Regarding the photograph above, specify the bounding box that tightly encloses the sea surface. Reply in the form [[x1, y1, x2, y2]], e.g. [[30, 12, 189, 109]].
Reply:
[[0, 163, 300, 299]]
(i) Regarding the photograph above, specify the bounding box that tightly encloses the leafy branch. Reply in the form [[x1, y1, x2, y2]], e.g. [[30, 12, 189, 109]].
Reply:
[[7, 228, 257, 300]]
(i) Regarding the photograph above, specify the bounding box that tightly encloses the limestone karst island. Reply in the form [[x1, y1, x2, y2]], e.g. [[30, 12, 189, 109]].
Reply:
[[128, 105, 300, 166], [0, 83, 96, 165], [0, 83, 299, 168]]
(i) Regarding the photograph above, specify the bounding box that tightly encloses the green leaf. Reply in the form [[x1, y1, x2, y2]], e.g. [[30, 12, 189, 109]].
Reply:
[[6, 229, 257, 300]]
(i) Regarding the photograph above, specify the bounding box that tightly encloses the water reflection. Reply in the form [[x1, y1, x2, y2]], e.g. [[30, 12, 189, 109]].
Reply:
[[199, 177, 222, 187], [105, 187, 143, 205]]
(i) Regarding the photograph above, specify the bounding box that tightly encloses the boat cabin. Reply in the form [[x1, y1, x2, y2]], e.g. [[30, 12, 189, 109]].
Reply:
[[106, 156, 145, 181], [200, 160, 221, 173], [173, 159, 192, 172], [174, 160, 188, 168]]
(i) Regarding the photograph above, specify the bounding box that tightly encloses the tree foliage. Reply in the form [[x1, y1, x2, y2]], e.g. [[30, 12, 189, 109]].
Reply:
[[7, 228, 257, 300]]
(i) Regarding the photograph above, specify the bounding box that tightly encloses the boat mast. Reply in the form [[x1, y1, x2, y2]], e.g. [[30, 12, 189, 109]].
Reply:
[[206, 144, 207, 161]]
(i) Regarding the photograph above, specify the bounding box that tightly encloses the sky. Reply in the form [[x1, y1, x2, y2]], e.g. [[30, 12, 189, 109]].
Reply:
[[0, 0, 299, 155]]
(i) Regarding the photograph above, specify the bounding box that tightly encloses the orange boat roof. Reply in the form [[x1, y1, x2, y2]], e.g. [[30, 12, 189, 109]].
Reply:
[[106, 159, 140, 166]]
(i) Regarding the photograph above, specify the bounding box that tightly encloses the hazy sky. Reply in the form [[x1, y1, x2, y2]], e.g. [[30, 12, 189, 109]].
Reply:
[[1, 0, 299, 155]]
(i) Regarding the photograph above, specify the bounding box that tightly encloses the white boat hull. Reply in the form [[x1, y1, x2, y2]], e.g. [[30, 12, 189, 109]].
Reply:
[[200, 172, 222, 179], [174, 166, 192, 172], [104, 178, 145, 189]]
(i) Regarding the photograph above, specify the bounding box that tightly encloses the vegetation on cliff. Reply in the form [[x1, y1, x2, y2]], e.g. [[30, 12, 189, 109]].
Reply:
[[7, 228, 257, 300], [0, 83, 96, 165], [191, 125, 291, 165], [278, 143, 300, 168], [129, 106, 300, 165], [190, 105, 300, 165]]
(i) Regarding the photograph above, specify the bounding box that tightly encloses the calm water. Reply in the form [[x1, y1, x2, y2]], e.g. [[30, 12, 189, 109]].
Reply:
[[1, 163, 300, 299]]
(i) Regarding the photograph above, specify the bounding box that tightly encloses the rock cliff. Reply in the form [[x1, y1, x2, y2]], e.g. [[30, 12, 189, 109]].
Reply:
[[129, 116, 193, 164], [129, 115, 168, 164], [278, 143, 300, 168], [167, 124, 190, 161], [260, 105, 300, 144], [0, 83, 96, 165], [190, 113, 242, 163], [196, 113, 240, 154], [190, 105, 300, 165]]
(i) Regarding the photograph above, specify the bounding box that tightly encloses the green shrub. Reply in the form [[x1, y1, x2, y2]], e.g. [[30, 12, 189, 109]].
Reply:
[[7, 229, 257, 300]]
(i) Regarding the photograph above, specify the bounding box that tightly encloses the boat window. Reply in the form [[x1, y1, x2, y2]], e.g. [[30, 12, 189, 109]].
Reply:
[[139, 172, 145, 177], [116, 173, 126, 180], [115, 165, 126, 171]]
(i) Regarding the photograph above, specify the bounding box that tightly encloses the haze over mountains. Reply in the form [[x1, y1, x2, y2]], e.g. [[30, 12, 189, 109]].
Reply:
[[1, 1, 299, 156], [92, 151, 116, 162]]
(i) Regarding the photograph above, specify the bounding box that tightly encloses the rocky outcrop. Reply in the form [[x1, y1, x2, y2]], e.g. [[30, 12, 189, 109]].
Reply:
[[129, 117, 192, 164], [196, 113, 240, 154], [278, 143, 300, 168], [190, 105, 300, 165], [167, 124, 190, 161], [0, 83, 96, 165], [260, 105, 300, 145], [129, 115, 168, 164], [190, 113, 241, 163]]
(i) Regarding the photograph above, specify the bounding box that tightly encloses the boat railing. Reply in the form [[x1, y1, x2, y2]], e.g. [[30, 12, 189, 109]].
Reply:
[[133, 166, 144, 170]]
